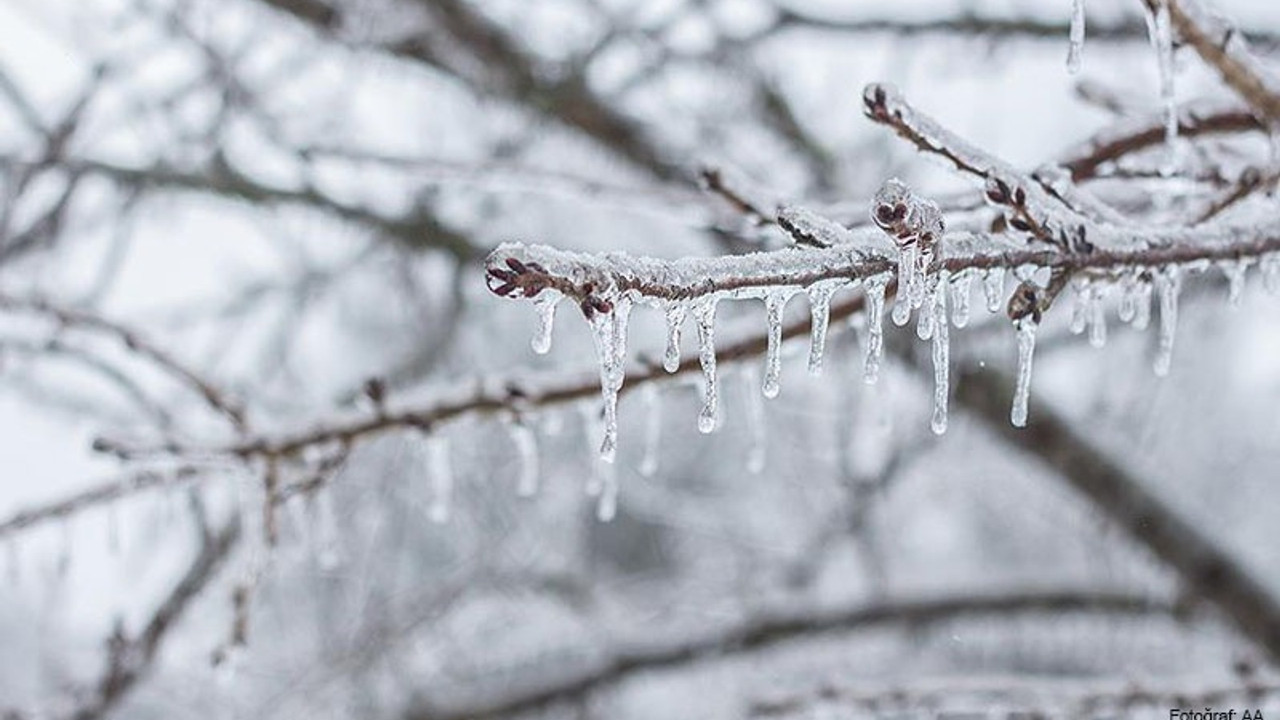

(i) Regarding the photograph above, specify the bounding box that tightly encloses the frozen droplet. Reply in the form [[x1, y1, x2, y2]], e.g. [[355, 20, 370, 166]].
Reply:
[[807, 282, 839, 375], [639, 383, 662, 477], [1067, 0, 1086, 74], [426, 435, 453, 523], [694, 298, 719, 434], [743, 368, 767, 473], [1154, 266, 1181, 377], [983, 267, 1005, 313], [510, 422, 539, 497], [892, 244, 917, 326], [931, 272, 950, 435], [916, 275, 938, 341], [863, 274, 889, 385], [1118, 275, 1139, 323], [530, 291, 561, 354], [950, 272, 972, 328], [1220, 259, 1251, 308], [762, 291, 792, 397], [663, 302, 687, 373], [1012, 319, 1038, 428]]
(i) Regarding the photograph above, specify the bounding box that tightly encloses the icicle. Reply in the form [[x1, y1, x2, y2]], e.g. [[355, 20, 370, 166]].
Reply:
[[663, 302, 687, 373], [1067, 0, 1086, 74], [1219, 259, 1250, 308], [892, 244, 918, 326], [639, 383, 662, 477], [950, 272, 972, 328], [1145, 0, 1179, 166], [931, 272, 951, 435], [510, 422, 539, 497], [596, 460, 618, 522], [863, 274, 888, 385], [530, 291, 561, 355], [807, 282, 837, 375], [1154, 266, 1182, 377], [589, 297, 632, 463], [426, 435, 453, 523], [762, 291, 791, 397], [1088, 286, 1107, 349], [1262, 254, 1280, 294], [743, 368, 767, 473], [1011, 319, 1038, 428], [1132, 278, 1153, 330], [916, 275, 938, 341], [983, 267, 1006, 313], [1118, 275, 1139, 323], [1069, 278, 1089, 335], [694, 298, 719, 434], [312, 489, 342, 570]]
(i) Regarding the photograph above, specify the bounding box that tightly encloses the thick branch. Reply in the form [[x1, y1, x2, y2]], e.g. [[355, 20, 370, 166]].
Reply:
[[69, 517, 241, 720], [406, 589, 1173, 720], [952, 363, 1280, 663]]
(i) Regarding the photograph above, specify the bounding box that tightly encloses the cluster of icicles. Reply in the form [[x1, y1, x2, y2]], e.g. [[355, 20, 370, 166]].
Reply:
[[506, 252, 1280, 523]]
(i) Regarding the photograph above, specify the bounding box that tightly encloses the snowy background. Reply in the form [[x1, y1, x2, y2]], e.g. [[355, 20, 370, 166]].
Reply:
[[2, 0, 1280, 718]]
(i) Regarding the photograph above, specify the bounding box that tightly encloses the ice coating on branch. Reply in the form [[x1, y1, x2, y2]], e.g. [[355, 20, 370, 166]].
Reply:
[[762, 290, 795, 397], [1154, 266, 1182, 376], [1144, 0, 1179, 165], [1219, 258, 1250, 308], [863, 274, 888, 385], [663, 301, 687, 373], [777, 205, 862, 248], [931, 271, 950, 435], [950, 272, 972, 328], [530, 291, 560, 354], [743, 368, 767, 473], [694, 298, 719, 434], [872, 178, 942, 328], [639, 383, 662, 477], [426, 435, 453, 523], [1068, 0, 1086, 74], [510, 422, 540, 497], [589, 296, 633, 463], [807, 281, 841, 375], [983, 268, 1005, 313], [1011, 319, 1038, 428]]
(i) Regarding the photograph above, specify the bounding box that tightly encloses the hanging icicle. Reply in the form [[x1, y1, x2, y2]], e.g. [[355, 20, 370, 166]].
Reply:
[[1154, 265, 1182, 377], [638, 383, 662, 477], [530, 290, 561, 355], [950, 272, 972, 328], [1011, 319, 1039, 428], [694, 298, 720, 434], [807, 281, 840, 375], [426, 434, 453, 523], [863, 274, 889, 385], [588, 296, 633, 463], [762, 290, 792, 397], [663, 301, 687, 373], [509, 422, 540, 497], [1144, 0, 1180, 168], [983, 267, 1006, 313], [1067, 0, 1087, 74], [931, 271, 951, 435]]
